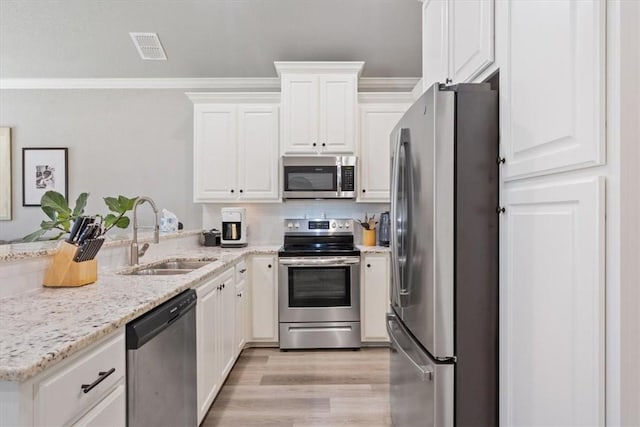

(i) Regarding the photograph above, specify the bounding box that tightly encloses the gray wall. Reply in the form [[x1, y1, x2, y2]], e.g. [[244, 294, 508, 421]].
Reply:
[[0, 89, 201, 241]]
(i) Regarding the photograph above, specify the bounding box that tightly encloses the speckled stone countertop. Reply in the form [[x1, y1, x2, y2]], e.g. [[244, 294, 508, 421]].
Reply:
[[0, 230, 201, 262], [357, 245, 391, 253], [0, 245, 279, 383]]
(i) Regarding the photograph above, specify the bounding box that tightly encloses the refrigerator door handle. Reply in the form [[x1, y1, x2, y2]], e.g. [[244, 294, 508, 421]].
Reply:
[[386, 314, 433, 382], [390, 131, 403, 307]]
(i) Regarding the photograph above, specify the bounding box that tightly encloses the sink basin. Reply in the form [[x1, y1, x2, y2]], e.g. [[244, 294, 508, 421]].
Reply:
[[121, 258, 217, 276]]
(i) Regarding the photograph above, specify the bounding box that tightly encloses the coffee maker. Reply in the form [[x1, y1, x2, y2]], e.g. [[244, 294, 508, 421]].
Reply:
[[378, 211, 390, 247], [221, 207, 247, 248]]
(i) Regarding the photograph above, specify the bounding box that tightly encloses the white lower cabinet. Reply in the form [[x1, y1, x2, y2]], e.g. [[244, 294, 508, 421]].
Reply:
[[235, 261, 248, 358], [72, 383, 126, 427], [195, 267, 235, 425], [249, 255, 278, 342], [361, 253, 391, 342]]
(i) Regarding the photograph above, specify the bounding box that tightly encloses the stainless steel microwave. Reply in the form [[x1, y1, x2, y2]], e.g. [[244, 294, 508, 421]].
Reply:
[[282, 156, 356, 199]]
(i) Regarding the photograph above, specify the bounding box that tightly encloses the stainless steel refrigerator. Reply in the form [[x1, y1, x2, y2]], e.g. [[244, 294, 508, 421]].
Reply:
[[387, 82, 498, 426]]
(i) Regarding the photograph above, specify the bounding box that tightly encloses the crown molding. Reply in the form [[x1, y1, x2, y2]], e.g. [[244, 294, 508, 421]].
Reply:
[[358, 92, 415, 104], [0, 76, 420, 92], [186, 92, 281, 104], [274, 61, 365, 77]]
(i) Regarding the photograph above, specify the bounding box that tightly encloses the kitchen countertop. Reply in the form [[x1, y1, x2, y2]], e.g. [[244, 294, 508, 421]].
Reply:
[[0, 229, 202, 262], [0, 244, 279, 383], [357, 245, 391, 253]]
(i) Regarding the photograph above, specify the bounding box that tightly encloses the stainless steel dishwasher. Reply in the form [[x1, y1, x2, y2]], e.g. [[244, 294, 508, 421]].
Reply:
[[126, 289, 197, 427]]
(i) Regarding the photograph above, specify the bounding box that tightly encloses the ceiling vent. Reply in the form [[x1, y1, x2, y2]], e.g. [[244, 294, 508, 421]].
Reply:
[[129, 32, 167, 60]]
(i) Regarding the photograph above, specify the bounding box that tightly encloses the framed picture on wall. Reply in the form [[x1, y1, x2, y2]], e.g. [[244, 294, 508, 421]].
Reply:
[[0, 128, 11, 220], [22, 147, 68, 206]]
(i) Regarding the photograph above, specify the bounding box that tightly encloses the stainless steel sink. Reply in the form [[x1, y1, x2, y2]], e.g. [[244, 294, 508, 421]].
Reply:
[[121, 258, 217, 276]]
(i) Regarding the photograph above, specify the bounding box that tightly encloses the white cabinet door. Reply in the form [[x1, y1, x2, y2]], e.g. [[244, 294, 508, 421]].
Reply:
[[281, 74, 319, 154], [218, 269, 236, 382], [448, 0, 494, 83], [196, 278, 220, 424], [235, 281, 246, 357], [502, 177, 605, 426], [237, 105, 280, 200], [358, 104, 409, 202], [361, 254, 390, 342], [250, 255, 278, 341], [502, 0, 605, 179], [72, 384, 126, 427], [319, 75, 357, 153], [193, 105, 237, 201], [422, 0, 448, 92]]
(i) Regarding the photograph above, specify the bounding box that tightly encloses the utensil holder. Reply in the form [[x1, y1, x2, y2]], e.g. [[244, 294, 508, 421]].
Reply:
[[362, 229, 376, 246], [43, 242, 98, 287]]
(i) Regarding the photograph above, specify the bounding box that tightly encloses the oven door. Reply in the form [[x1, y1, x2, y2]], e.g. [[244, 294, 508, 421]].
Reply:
[[278, 256, 360, 322]]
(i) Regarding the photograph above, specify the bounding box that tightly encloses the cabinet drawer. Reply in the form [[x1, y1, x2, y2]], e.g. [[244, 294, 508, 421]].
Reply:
[[35, 332, 125, 427]]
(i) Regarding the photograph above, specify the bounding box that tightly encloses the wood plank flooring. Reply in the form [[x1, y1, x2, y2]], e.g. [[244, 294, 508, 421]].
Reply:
[[201, 347, 391, 427]]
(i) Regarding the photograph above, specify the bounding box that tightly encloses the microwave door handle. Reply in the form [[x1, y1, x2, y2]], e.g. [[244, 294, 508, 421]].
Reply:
[[336, 162, 342, 197], [390, 131, 403, 307]]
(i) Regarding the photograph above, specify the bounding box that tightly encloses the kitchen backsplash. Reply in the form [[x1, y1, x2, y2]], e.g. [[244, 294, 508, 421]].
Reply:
[[202, 201, 389, 245]]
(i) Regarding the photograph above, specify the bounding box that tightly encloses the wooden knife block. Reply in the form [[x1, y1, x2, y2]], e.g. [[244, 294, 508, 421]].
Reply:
[[43, 242, 98, 287]]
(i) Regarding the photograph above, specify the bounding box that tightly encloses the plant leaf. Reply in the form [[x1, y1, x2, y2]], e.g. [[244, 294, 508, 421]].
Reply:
[[72, 192, 89, 217], [103, 213, 118, 229], [59, 220, 71, 232], [118, 195, 138, 211], [23, 229, 47, 242], [41, 191, 71, 215], [114, 216, 130, 229], [40, 220, 57, 230], [104, 196, 123, 214], [42, 206, 57, 221]]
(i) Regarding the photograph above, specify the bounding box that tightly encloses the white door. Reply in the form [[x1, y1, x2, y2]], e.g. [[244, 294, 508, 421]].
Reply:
[[196, 279, 220, 424], [448, 0, 494, 83], [358, 105, 408, 202], [361, 254, 390, 342], [250, 256, 278, 341], [237, 105, 280, 201], [502, 177, 605, 426], [193, 105, 237, 201], [281, 74, 319, 154], [502, 0, 605, 179], [218, 270, 236, 381], [422, 0, 448, 92], [319, 75, 357, 153]]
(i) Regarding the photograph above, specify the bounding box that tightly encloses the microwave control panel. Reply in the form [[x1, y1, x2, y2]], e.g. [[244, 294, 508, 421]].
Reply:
[[341, 166, 355, 191]]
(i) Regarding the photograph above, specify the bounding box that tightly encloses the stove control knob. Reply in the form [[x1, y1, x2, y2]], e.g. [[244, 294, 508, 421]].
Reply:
[[332, 222, 337, 229], [338, 222, 343, 228], [345, 222, 350, 228], [294, 222, 300, 229], [287, 222, 293, 229]]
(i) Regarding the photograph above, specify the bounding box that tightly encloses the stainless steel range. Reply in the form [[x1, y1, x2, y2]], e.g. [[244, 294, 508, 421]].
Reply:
[[278, 218, 361, 349]]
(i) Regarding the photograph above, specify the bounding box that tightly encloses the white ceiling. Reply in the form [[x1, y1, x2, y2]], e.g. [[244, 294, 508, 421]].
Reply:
[[0, 0, 422, 79]]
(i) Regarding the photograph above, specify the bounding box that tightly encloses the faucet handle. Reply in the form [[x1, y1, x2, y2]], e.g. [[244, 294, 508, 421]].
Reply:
[[138, 242, 151, 258]]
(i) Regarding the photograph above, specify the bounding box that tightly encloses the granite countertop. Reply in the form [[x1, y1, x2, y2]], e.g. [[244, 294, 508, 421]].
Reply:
[[0, 229, 202, 262], [0, 244, 279, 383], [357, 245, 391, 253]]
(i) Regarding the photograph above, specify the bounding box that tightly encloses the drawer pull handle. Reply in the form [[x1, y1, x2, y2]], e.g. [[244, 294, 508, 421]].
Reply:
[[81, 368, 115, 394]]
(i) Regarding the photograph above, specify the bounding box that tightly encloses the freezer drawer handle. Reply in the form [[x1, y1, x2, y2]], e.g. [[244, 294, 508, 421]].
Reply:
[[386, 316, 433, 382]]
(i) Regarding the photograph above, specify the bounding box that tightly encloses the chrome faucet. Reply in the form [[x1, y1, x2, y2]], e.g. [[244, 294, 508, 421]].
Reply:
[[130, 196, 160, 265]]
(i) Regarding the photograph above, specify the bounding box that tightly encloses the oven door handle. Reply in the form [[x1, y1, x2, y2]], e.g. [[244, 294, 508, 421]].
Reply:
[[278, 257, 361, 266]]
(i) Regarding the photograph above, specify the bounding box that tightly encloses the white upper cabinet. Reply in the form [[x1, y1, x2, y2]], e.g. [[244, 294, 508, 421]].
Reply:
[[357, 94, 412, 203], [422, 0, 494, 92], [276, 62, 363, 155], [188, 93, 280, 202], [502, 0, 605, 179]]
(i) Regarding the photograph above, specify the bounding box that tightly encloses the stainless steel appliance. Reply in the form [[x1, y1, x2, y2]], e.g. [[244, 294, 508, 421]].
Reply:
[[221, 207, 247, 247], [278, 218, 361, 349], [388, 83, 498, 426], [282, 156, 356, 199], [378, 211, 390, 247], [126, 289, 197, 427]]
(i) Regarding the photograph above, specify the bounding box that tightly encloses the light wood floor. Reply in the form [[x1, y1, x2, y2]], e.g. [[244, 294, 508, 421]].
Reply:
[[202, 347, 391, 427]]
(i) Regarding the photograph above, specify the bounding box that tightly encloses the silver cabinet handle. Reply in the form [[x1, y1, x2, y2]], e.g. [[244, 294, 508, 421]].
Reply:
[[386, 314, 433, 382]]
